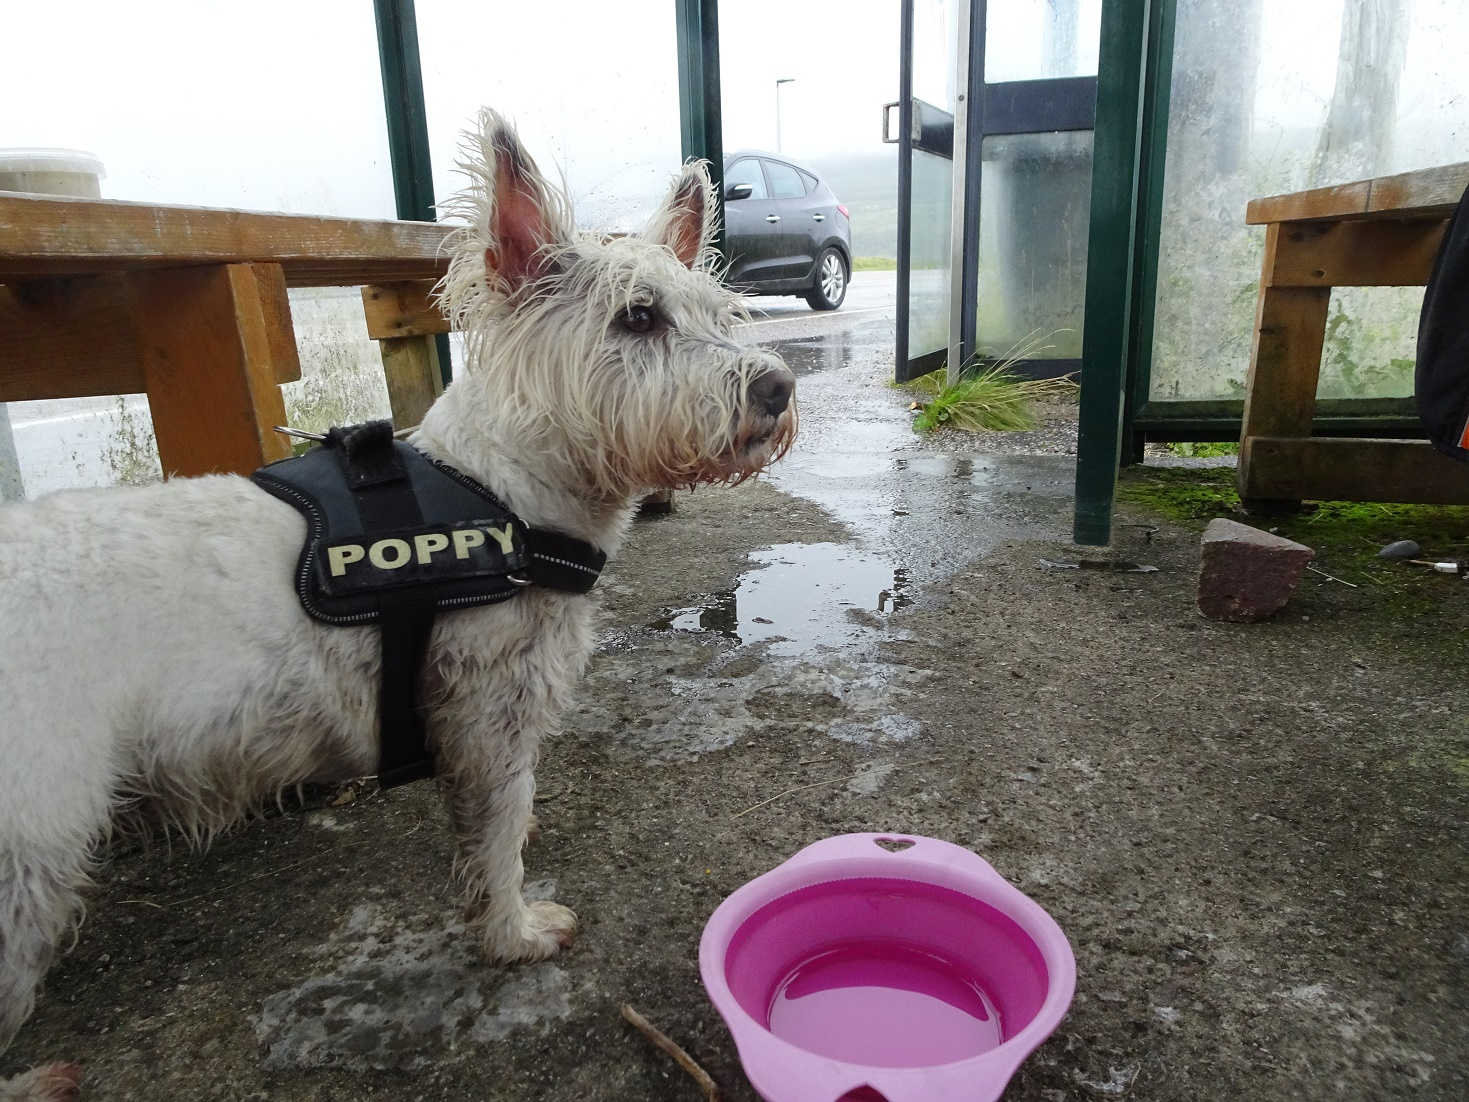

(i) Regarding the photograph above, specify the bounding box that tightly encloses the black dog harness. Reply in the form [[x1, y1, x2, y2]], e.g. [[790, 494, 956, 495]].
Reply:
[[251, 421, 606, 787]]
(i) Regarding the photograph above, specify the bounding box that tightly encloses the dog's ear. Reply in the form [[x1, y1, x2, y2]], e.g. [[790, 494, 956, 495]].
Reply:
[[478, 111, 568, 294], [645, 162, 717, 269]]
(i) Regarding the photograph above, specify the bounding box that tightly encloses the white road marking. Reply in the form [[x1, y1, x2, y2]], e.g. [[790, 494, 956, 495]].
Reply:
[[11, 409, 131, 430], [738, 306, 891, 329]]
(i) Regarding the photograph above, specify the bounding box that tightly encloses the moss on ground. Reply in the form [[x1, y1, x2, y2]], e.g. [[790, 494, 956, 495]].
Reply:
[[1116, 465, 1241, 525], [1116, 466, 1469, 625]]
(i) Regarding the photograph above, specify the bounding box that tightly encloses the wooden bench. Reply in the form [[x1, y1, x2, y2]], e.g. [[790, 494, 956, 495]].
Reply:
[[1239, 162, 1469, 505], [0, 192, 455, 478]]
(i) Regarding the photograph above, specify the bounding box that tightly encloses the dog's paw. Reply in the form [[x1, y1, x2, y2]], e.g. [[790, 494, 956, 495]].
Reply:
[[523, 812, 541, 847], [482, 900, 577, 962], [0, 1062, 82, 1101]]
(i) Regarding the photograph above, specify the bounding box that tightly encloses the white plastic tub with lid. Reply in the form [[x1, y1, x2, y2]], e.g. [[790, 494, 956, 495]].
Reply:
[[0, 148, 105, 197]]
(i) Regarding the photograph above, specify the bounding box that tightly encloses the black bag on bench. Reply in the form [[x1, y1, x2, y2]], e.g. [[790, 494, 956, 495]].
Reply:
[[1417, 183, 1469, 463]]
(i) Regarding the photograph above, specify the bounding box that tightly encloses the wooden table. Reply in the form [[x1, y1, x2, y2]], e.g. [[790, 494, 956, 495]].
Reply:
[[0, 192, 455, 479], [1238, 162, 1469, 506]]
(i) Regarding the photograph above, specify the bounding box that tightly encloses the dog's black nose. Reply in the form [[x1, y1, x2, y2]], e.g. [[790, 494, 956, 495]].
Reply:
[[749, 367, 795, 417]]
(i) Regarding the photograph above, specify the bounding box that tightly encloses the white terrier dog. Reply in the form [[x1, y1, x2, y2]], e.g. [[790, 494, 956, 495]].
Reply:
[[0, 108, 795, 1098]]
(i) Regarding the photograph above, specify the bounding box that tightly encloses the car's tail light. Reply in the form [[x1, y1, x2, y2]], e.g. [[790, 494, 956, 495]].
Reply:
[[837, 204, 850, 219]]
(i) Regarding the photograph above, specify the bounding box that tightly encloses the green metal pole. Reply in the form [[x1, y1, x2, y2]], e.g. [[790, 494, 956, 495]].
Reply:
[[1122, 0, 1178, 462], [1072, 0, 1151, 546], [373, 0, 452, 387], [674, 0, 726, 262]]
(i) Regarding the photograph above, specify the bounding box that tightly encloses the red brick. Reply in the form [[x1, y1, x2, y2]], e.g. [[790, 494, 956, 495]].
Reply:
[[1197, 518, 1315, 622]]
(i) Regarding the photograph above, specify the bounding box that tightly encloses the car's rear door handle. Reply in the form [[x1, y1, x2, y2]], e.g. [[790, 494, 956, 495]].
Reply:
[[765, 214, 781, 223], [811, 214, 825, 222]]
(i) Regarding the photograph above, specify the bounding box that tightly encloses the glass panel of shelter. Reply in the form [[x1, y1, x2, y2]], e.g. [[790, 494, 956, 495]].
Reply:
[[1147, 0, 1469, 404], [973, 0, 1100, 378]]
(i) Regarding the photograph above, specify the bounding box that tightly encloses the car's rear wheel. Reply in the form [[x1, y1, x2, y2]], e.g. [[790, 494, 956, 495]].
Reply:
[[804, 248, 848, 311]]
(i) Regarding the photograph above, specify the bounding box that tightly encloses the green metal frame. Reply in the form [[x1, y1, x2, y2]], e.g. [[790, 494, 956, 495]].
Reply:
[[373, 0, 452, 387], [674, 0, 726, 262], [1119, 0, 1177, 463], [1073, 0, 1161, 545]]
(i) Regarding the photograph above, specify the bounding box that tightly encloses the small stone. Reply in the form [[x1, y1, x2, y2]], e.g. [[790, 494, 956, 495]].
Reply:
[[1377, 539, 1420, 560], [1197, 518, 1315, 622]]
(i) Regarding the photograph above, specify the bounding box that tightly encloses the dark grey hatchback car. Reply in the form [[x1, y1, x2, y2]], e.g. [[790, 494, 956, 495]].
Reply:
[[722, 152, 853, 310]]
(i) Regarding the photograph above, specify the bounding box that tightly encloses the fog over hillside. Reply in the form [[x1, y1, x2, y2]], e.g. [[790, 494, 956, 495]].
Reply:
[[798, 147, 898, 259]]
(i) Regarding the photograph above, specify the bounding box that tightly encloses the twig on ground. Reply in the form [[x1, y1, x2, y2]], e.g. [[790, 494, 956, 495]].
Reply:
[[731, 757, 945, 820], [620, 1004, 720, 1101], [1307, 564, 1359, 588], [732, 775, 852, 819]]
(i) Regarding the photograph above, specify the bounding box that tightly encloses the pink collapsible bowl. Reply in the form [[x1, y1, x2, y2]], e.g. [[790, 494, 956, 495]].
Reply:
[[699, 833, 1075, 1102]]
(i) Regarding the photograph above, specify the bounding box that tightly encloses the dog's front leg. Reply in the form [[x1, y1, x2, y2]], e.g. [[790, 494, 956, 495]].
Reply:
[[440, 758, 575, 963]]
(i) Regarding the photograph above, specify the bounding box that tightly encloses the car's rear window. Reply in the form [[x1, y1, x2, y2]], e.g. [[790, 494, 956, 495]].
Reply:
[[725, 158, 767, 200], [764, 160, 807, 200]]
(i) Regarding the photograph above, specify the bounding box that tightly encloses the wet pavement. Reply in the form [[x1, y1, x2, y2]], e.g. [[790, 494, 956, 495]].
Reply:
[[695, 309, 1076, 653]]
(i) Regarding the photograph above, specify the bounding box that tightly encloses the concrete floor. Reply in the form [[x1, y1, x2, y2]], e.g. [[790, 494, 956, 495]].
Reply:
[[5, 306, 1467, 1101]]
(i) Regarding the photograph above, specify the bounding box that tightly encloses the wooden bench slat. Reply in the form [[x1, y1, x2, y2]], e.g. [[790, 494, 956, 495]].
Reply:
[[1246, 161, 1469, 225], [0, 194, 454, 286], [1240, 437, 1469, 505], [1246, 180, 1371, 225], [0, 275, 145, 400], [1367, 161, 1469, 216], [1265, 219, 1447, 288], [361, 280, 451, 339], [0, 264, 302, 404], [0, 259, 452, 285]]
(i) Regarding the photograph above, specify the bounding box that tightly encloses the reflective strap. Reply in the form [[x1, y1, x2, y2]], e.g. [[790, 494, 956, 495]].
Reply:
[[526, 527, 608, 593]]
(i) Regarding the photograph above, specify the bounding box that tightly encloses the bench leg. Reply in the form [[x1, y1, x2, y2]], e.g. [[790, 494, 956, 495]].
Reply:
[[132, 263, 300, 477], [1238, 225, 1331, 507], [379, 334, 444, 432]]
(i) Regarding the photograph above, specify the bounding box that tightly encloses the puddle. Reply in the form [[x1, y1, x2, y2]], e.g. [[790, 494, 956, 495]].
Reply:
[[753, 322, 1077, 587], [650, 542, 911, 656], [763, 331, 867, 377]]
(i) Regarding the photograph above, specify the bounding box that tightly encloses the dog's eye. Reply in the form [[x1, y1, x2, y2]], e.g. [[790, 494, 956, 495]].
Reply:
[[619, 305, 658, 334]]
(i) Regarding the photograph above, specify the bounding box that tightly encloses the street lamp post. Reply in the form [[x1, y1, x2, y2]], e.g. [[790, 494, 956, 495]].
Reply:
[[775, 77, 795, 152]]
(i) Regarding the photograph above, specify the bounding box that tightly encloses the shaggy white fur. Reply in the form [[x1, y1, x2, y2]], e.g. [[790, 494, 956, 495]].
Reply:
[[0, 107, 795, 1097]]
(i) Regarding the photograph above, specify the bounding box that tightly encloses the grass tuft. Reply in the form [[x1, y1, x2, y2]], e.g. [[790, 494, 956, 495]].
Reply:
[[899, 331, 1077, 435], [905, 367, 1058, 433]]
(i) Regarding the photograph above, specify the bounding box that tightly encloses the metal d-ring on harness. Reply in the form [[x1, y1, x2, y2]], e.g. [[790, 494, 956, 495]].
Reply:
[[252, 421, 607, 788]]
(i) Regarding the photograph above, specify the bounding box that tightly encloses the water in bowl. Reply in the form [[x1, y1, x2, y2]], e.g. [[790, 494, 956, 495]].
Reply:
[[766, 940, 1004, 1067]]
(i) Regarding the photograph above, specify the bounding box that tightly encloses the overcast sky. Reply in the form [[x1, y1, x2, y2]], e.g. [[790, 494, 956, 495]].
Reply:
[[1, 0, 904, 229], [2, 1, 1464, 230]]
